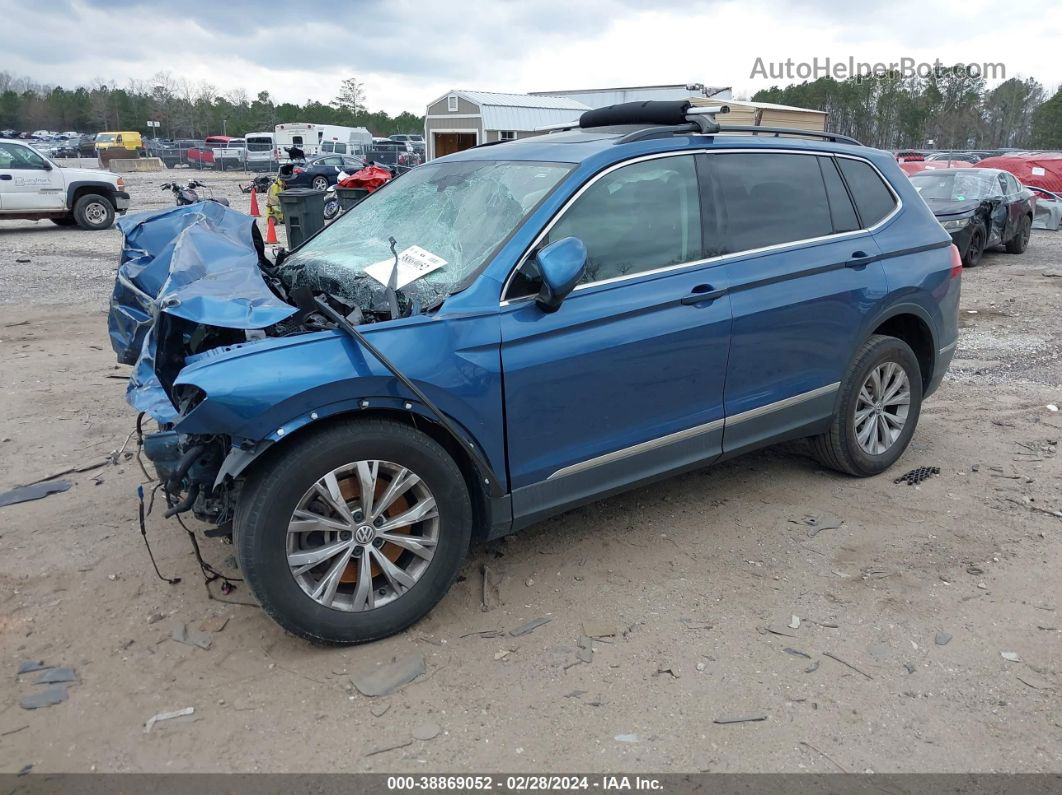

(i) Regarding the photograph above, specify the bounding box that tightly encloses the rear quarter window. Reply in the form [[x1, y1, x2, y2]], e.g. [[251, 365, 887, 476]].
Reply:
[[837, 158, 897, 227]]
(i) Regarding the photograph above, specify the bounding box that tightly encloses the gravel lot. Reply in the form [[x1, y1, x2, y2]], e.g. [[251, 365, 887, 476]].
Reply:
[[0, 169, 1060, 774]]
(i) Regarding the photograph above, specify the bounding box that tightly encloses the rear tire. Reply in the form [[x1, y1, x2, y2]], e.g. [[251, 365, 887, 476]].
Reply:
[[235, 418, 472, 645], [72, 193, 115, 230], [1005, 215, 1031, 254], [312, 175, 329, 191], [810, 334, 923, 477]]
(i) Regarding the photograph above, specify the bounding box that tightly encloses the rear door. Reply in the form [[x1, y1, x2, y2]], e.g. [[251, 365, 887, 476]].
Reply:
[[712, 151, 890, 454], [499, 153, 733, 526]]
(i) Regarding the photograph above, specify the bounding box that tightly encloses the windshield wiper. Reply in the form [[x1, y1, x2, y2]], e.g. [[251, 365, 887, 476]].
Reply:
[[385, 236, 401, 320]]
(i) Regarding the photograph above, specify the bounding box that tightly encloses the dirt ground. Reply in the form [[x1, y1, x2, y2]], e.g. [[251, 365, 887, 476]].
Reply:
[[0, 170, 1060, 774]]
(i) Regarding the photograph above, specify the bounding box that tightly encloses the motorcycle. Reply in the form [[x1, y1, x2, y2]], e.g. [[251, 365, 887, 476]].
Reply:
[[161, 180, 230, 207]]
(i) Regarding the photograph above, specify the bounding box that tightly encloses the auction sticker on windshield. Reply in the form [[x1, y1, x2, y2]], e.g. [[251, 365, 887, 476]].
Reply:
[[364, 245, 447, 289]]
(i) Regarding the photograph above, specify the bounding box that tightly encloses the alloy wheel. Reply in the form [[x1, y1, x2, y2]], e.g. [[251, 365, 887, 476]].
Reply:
[[854, 362, 911, 455], [286, 460, 439, 611]]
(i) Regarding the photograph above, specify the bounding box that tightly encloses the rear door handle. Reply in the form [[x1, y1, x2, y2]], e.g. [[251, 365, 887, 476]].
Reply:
[[0, 174, 12, 180], [845, 250, 876, 269], [680, 284, 728, 305]]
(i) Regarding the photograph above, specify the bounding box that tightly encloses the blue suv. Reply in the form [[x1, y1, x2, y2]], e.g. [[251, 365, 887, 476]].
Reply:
[[110, 101, 960, 644]]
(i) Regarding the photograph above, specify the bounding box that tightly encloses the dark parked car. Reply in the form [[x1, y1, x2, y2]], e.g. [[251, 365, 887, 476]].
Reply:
[[159, 139, 205, 169], [110, 100, 961, 644], [280, 154, 365, 191], [909, 167, 1034, 266]]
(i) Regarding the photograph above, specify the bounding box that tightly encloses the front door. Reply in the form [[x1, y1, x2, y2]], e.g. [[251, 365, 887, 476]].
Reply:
[[499, 154, 733, 527], [0, 142, 66, 210]]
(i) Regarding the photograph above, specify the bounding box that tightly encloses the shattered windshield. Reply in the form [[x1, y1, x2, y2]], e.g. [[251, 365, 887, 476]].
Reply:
[[911, 172, 996, 202], [279, 159, 573, 310]]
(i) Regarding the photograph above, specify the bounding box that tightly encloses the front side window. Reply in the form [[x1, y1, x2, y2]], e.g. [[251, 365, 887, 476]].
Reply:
[[713, 152, 833, 252], [837, 158, 897, 227], [0, 143, 47, 170], [281, 159, 573, 311], [543, 155, 702, 286]]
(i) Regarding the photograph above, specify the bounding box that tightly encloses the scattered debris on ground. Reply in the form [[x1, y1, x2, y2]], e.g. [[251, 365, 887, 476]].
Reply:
[[509, 616, 551, 637], [894, 466, 941, 486], [351, 654, 427, 697], [144, 707, 195, 733]]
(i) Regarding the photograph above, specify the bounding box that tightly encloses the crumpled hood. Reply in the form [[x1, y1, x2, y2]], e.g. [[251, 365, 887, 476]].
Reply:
[[108, 202, 297, 422], [925, 198, 983, 218]]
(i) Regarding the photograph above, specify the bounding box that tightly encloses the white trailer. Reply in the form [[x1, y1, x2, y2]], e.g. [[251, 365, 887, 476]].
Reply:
[[274, 123, 373, 161]]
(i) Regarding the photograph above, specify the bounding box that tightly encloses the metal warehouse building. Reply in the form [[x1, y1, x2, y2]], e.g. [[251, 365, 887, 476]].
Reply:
[[423, 91, 590, 160], [423, 84, 735, 160]]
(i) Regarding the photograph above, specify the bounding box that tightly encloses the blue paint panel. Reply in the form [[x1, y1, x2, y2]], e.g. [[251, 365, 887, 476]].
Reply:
[[173, 310, 509, 491], [500, 260, 732, 490], [721, 233, 887, 453]]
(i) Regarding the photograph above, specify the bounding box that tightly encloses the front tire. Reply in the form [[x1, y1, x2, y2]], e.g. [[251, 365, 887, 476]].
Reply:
[[810, 334, 923, 477], [962, 224, 986, 267], [72, 193, 115, 230], [235, 418, 472, 645]]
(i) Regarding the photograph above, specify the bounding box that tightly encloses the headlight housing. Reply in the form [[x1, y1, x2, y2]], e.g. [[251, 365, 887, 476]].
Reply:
[[940, 217, 973, 231]]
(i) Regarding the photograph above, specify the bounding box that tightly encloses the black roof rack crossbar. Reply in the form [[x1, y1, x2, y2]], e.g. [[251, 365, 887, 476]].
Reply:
[[713, 126, 863, 146]]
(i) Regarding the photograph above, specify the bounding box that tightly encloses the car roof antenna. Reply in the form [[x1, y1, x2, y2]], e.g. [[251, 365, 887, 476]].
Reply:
[[385, 236, 401, 319]]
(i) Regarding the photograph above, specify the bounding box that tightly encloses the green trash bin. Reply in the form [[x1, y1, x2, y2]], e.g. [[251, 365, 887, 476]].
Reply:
[[279, 188, 326, 248], [335, 186, 370, 212]]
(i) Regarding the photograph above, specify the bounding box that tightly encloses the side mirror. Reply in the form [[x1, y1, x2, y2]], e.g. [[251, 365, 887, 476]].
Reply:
[[534, 236, 587, 313]]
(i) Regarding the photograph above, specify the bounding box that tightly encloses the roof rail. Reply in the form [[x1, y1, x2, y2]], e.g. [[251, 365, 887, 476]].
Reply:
[[714, 126, 863, 146]]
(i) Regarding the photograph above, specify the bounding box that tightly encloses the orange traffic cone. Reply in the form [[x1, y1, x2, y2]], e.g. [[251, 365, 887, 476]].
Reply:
[[249, 188, 261, 217], [265, 215, 278, 244]]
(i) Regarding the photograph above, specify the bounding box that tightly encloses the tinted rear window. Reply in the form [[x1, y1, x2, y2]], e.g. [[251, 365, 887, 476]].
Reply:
[[713, 153, 832, 252], [837, 158, 896, 227], [819, 157, 859, 233]]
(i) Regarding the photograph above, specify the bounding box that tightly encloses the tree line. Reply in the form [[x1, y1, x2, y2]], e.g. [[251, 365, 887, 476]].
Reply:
[[751, 67, 1062, 150], [0, 72, 424, 139]]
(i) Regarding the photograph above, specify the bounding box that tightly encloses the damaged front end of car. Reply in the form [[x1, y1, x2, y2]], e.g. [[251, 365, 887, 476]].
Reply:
[[109, 203, 296, 530], [109, 198, 507, 540]]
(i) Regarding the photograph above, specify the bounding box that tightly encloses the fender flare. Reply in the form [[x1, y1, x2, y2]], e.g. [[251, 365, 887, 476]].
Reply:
[[66, 180, 117, 209], [210, 395, 498, 491], [860, 300, 938, 352]]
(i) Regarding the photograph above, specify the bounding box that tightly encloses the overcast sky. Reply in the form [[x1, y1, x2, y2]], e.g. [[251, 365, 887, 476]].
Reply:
[[3, 0, 1061, 115]]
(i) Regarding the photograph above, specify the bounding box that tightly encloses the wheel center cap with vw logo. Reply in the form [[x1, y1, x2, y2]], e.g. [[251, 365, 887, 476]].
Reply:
[[354, 525, 376, 544]]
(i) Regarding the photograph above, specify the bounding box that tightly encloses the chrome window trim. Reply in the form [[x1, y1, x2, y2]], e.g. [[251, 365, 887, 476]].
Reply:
[[499, 148, 902, 306], [546, 382, 840, 481], [546, 417, 725, 481]]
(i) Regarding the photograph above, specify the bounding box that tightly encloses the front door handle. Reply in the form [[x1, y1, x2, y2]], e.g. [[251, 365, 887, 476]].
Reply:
[[680, 284, 728, 305], [845, 250, 876, 269], [0, 174, 12, 180]]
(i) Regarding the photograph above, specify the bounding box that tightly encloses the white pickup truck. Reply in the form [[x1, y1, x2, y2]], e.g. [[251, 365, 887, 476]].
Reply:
[[0, 138, 130, 230]]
